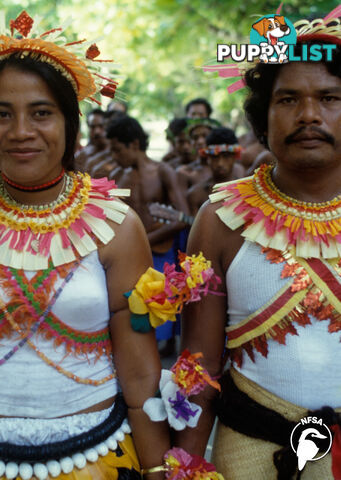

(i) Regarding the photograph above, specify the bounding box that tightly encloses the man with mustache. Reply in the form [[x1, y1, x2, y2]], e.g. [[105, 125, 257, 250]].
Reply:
[[177, 18, 341, 480]]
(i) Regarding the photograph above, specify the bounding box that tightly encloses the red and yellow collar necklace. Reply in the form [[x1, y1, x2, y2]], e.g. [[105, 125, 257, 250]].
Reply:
[[210, 163, 341, 259], [0, 172, 130, 270]]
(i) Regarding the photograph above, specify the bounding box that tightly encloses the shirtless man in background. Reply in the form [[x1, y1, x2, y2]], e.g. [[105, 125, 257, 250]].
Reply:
[[74, 109, 108, 172], [187, 127, 245, 215], [177, 118, 222, 194], [107, 115, 190, 355], [107, 115, 190, 251], [163, 118, 194, 169], [185, 97, 213, 119]]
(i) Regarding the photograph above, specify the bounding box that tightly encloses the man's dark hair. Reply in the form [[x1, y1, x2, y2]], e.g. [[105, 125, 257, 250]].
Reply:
[[166, 117, 188, 140], [105, 110, 126, 122], [0, 54, 79, 171], [107, 100, 128, 114], [106, 115, 149, 152], [185, 97, 212, 117], [87, 108, 105, 122], [244, 41, 341, 146], [206, 127, 238, 146]]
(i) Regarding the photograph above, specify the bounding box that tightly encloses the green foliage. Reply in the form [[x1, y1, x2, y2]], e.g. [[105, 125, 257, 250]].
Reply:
[[4, 0, 339, 130]]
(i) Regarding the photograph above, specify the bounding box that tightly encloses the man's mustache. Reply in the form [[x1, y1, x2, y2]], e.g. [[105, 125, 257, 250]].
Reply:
[[285, 126, 335, 145]]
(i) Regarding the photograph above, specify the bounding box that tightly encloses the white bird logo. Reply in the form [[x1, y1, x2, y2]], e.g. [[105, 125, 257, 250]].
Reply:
[[296, 428, 327, 471]]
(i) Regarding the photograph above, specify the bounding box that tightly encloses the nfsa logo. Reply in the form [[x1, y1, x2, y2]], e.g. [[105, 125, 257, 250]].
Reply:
[[290, 416, 332, 472]]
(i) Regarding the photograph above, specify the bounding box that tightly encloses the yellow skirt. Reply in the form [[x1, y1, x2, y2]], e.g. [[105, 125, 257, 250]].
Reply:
[[212, 368, 340, 480], [0, 435, 140, 480]]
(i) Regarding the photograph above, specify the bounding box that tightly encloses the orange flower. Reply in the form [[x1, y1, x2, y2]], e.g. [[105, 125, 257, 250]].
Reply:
[[171, 350, 220, 396]]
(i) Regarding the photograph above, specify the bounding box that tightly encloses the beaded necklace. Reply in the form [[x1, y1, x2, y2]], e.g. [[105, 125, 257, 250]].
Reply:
[[2, 168, 65, 192], [254, 164, 341, 218], [1, 173, 71, 211], [210, 164, 341, 259]]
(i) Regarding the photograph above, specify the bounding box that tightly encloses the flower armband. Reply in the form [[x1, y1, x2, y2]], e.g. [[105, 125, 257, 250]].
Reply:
[[124, 252, 222, 333], [143, 349, 220, 431], [124, 267, 178, 333]]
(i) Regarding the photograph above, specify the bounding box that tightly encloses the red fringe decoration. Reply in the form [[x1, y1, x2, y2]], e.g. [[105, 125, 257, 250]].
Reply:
[[229, 299, 341, 367], [40, 28, 63, 38], [64, 39, 87, 47]]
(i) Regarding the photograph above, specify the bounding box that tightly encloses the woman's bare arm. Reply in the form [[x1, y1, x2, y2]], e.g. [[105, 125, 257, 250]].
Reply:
[[99, 209, 170, 479]]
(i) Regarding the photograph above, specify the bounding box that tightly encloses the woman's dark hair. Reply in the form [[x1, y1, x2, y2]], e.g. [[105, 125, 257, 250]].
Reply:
[[206, 127, 238, 146], [244, 41, 341, 146], [0, 53, 79, 170], [106, 115, 149, 152]]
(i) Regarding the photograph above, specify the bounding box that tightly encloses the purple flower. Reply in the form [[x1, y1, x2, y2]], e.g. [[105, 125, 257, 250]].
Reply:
[[143, 369, 202, 430], [169, 391, 199, 421]]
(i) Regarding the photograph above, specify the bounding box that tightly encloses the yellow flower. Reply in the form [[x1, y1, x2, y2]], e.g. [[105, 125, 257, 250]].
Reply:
[[165, 454, 180, 468], [128, 267, 178, 328], [180, 252, 212, 289]]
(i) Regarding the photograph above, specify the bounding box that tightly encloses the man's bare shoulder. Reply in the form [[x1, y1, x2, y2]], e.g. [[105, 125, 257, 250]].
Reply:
[[90, 148, 111, 162], [189, 200, 244, 271], [116, 167, 135, 188], [232, 162, 245, 179], [187, 181, 210, 212], [79, 144, 95, 157], [158, 160, 180, 185], [193, 200, 226, 234], [176, 163, 194, 175], [158, 160, 174, 174]]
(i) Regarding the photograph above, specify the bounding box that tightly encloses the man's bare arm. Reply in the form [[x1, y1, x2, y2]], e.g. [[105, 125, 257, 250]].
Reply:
[[174, 200, 244, 455], [174, 202, 227, 455], [159, 162, 190, 215]]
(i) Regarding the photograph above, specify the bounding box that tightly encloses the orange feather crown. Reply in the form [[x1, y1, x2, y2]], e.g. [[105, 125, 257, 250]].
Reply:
[[0, 11, 118, 104]]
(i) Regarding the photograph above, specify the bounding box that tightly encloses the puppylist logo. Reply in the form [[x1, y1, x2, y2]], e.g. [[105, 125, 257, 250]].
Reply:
[[217, 14, 337, 63], [290, 416, 332, 472]]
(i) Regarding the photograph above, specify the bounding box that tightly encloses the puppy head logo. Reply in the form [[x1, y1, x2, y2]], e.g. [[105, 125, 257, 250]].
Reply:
[[290, 417, 332, 472], [252, 16, 290, 45], [250, 14, 296, 63], [250, 15, 296, 46]]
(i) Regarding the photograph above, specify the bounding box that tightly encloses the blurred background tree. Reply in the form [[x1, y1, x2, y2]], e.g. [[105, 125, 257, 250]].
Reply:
[[6, 0, 339, 145]]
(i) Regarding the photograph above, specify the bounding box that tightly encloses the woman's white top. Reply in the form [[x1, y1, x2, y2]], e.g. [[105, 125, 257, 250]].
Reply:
[[0, 251, 118, 418]]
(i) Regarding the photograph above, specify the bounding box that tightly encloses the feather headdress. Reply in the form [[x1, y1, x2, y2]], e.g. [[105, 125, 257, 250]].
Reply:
[[0, 10, 118, 104]]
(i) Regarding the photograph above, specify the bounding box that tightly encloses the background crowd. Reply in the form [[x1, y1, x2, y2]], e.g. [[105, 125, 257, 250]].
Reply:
[[73, 97, 276, 357]]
